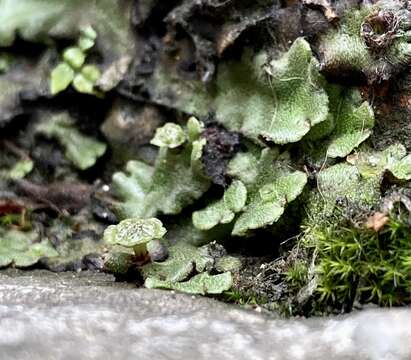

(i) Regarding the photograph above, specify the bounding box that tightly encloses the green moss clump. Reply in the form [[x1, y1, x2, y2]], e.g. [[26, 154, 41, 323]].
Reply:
[[318, 1, 411, 83], [303, 215, 411, 312]]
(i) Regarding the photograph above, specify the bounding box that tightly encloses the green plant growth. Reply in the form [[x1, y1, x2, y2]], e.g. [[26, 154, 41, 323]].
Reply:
[[318, 2, 411, 82], [0, 228, 58, 268], [110, 36, 378, 236], [50, 26, 102, 95], [142, 242, 239, 295], [145, 272, 232, 295], [280, 142, 411, 313], [104, 217, 167, 260], [102, 32, 411, 310], [194, 148, 307, 236], [305, 85, 374, 160], [214, 38, 329, 144], [303, 216, 411, 310], [111, 118, 211, 219], [36, 112, 107, 170]]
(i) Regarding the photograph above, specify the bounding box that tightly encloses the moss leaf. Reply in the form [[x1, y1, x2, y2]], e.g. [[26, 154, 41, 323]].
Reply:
[[351, 144, 411, 180], [193, 180, 247, 231], [215, 38, 328, 144], [227, 148, 307, 236], [0, 229, 58, 268], [141, 243, 198, 282], [104, 218, 166, 248], [145, 272, 232, 295], [0, 0, 134, 91], [325, 86, 374, 158], [50, 63, 74, 95], [150, 122, 187, 149], [112, 124, 210, 219], [36, 112, 107, 170]]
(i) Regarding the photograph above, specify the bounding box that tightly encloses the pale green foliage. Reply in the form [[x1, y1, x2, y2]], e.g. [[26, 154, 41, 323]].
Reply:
[[0, 0, 134, 59], [318, 2, 411, 82], [63, 47, 85, 69], [186, 117, 204, 142], [72, 65, 101, 94], [50, 63, 74, 95], [192, 180, 247, 230], [142, 243, 199, 282], [326, 87, 374, 158], [112, 120, 210, 219], [104, 218, 166, 248], [145, 272, 233, 295], [36, 112, 107, 170], [50, 29, 101, 95], [150, 123, 187, 148], [226, 151, 259, 185], [215, 256, 243, 273], [141, 242, 235, 294], [307, 86, 374, 158], [78, 26, 97, 51], [0, 229, 58, 268], [318, 8, 371, 73], [350, 144, 411, 180], [309, 163, 380, 221], [193, 147, 307, 235], [214, 38, 329, 144], [305, 144, 411, 223], [0, 159, 33, 180], [232, 149, 307, 236]]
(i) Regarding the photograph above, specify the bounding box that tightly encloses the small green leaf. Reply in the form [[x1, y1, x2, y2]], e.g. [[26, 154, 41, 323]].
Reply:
[[82, 64, 101, 82], [7, 159, 33, 180], [145, 272, 233, 295], [150, 123, 187, 149], [104, 218, 166, 248], [36, 112, 107, 170], [81, 25, 97, 40], [325, 86, 374, 158], [187, 117, 204, 142], [224, 180, 248, 212], [193, 180, 247, 231], [63, 47, 86, 69], [141, 243, 198, 282], [72, 73, 94, 94], [50, 63, 74, 95], [78, 37, 95, 51], [305, 162, 380, 222], [227, 151, 259, 185], [193, 200, 235, 231], [351, 144, 411, 181], [0, 229, 58, 268], [78, 26, 97, 51], [230, 149, 308, 236]]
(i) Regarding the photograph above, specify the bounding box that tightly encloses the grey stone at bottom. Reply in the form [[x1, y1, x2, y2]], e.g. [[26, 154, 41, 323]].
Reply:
[[0, 270, 409, 360]]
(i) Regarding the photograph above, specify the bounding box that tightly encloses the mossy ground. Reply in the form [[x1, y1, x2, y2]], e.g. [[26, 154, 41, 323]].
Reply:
[[1, 0, 411, 317]]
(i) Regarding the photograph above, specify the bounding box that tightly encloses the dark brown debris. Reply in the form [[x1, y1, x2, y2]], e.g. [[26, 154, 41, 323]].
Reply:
[[201, 123, 241, 187]]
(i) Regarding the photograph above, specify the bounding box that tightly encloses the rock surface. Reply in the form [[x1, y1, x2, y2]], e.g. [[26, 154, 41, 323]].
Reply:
[[0, 270, 410, 360]]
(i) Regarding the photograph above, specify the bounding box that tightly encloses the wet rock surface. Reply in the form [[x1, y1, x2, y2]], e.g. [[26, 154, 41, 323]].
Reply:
[[0, 270, 410, 360]]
